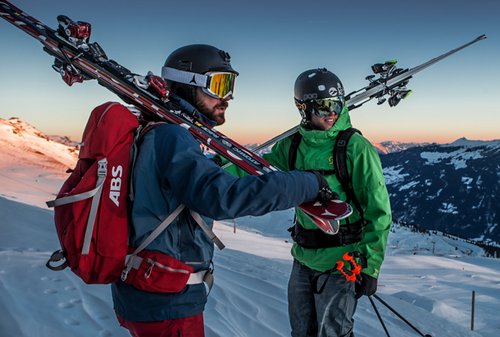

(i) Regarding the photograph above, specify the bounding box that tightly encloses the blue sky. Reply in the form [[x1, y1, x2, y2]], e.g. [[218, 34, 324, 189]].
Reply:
[[1, 0, 499, 144]]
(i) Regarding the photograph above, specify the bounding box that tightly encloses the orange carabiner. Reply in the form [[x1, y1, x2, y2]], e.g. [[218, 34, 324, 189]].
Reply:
[[335, 252, 362, 282]]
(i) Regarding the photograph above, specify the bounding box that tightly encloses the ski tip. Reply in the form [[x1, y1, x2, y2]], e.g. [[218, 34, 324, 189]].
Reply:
[[477, 34, 487, 40]]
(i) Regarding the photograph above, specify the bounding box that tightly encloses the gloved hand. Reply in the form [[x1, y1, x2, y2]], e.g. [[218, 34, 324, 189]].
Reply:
[[355, 274, 378, 299], [309, 170, 340, 206]]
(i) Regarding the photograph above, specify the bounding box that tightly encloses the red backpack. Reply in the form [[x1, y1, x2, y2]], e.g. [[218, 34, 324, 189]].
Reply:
[[46, 102, 221, 290], [46, 102, 138, 283]]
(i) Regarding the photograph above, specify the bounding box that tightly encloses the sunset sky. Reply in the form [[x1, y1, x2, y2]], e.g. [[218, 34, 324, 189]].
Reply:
[[1, 0, 498, 144]]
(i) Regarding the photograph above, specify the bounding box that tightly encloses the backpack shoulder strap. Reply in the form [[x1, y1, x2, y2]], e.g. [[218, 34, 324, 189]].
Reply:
[[126, 121, 225, 254], [288, 132, 303, 171], [333, 128, 365, 218], [129, 121, 166, 202], [333, 128, 360, 188]]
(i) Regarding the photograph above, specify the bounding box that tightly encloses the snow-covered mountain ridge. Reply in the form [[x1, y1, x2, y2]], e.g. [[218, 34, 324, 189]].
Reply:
[[0, 117, 79, 168], [376, 140, 430, 154], [381, 140, 500, 245], [0, 117, 78, 207]]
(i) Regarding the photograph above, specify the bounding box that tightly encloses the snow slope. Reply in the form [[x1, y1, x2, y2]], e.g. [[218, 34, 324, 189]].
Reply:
[[1, 195, 499, 337]]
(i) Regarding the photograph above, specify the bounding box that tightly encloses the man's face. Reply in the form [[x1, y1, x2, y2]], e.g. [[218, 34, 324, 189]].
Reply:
[[309, 111, 339, 131], [194, 88, 230, 126]]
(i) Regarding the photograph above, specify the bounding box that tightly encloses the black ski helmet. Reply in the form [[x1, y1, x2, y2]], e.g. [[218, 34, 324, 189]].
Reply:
[[294, 68, 345, 122], [161, 44, 238, 102], [163, 44, 238, 74]]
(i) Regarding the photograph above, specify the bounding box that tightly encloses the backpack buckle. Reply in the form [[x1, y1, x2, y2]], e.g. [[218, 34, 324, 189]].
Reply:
[[97, 158, 107, 176]]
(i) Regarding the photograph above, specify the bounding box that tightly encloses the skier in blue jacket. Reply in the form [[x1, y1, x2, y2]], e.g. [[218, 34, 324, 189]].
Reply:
[[111, 44, 335, 337]]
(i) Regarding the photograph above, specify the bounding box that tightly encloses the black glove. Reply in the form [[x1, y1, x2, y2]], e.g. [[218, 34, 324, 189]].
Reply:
[[355, 274, 377, 299], [309, 170, 340, 206]]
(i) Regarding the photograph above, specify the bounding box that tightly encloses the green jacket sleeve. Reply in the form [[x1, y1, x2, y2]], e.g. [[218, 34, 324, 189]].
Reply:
[[262, 137, 291, 171], [349, 134, 392, 278]]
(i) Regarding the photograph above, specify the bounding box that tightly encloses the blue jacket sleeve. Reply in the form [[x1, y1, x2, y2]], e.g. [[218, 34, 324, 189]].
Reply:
[[151, 124, 318, 220]]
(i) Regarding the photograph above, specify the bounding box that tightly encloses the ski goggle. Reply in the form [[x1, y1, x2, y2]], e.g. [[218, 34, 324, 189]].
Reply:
[[311, 97, 345, 117], [203, 72, 237, 100], [161, 66, 237, 100]]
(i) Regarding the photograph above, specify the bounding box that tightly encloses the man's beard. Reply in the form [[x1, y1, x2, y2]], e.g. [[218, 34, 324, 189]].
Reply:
[[196, 97, 228, 126]]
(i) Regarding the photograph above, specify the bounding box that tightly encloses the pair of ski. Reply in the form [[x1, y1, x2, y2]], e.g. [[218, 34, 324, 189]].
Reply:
[[0, 0, 486, 235]]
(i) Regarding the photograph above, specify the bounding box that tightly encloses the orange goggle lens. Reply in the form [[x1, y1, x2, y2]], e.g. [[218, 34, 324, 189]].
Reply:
[[204, 72, 237, 99]]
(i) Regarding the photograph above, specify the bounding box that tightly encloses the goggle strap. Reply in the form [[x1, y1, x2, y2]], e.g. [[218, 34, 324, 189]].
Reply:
[[161, 67, 208, 88]]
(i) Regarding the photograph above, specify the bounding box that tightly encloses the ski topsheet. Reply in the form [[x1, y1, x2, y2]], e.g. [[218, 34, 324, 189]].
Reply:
[[0, 0, 351, 235], [252, 34, 486, 152]]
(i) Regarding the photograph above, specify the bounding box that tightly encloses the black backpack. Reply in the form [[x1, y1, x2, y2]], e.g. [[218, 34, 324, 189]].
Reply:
[[287, 128, 365, 248]]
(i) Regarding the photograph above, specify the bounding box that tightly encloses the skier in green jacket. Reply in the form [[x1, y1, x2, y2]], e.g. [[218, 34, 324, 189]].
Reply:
[[264, 68, 392, 337], [221, 67, 391, 336]]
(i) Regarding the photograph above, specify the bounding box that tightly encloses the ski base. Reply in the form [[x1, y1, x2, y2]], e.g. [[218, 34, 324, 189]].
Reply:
[[300, 200, 353, 235]]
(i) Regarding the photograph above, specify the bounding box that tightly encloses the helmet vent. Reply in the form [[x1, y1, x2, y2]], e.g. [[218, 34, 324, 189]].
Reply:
[[219, 50, 231, 62]]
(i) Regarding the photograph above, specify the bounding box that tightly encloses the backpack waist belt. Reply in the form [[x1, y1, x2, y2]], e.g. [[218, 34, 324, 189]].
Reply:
[[290, 220, 364, 249], [125, 254, 211, 285]]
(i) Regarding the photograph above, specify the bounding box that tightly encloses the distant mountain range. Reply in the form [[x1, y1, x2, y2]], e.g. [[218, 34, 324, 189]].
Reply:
[[376, 140, 431, 154], [1, 117, 498, 245], [381, 138, 500, 245]]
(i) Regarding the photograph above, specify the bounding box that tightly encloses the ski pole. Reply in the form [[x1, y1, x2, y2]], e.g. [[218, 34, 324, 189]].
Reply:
[[373, 294, 432, 337], [368, 296, 391, 337], [336, 253, 433, 337]]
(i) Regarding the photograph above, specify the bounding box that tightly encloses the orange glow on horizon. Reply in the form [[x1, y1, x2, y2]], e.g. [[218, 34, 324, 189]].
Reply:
[[222, 127, 499, 146]]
